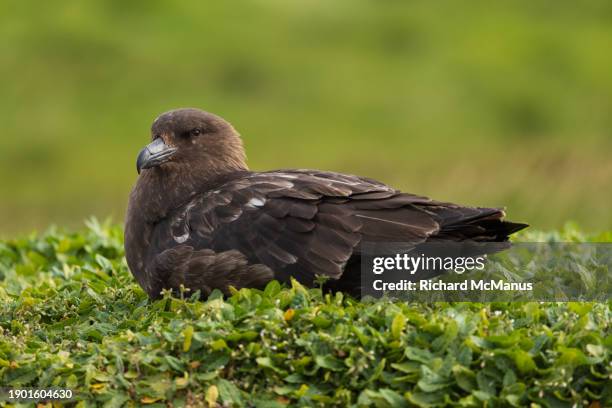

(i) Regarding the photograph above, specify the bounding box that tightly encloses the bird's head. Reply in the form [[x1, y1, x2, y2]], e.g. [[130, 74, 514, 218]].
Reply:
[[136, 108, 248, 176]]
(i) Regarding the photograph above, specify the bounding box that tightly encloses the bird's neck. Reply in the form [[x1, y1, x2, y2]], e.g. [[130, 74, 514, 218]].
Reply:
[[130, 164, 249, 224]]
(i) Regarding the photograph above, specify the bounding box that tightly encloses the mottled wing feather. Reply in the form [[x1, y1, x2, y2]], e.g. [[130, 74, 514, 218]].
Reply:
[[140, 169, 528, 298], [148, 169, 527, 295], [157, 170, 441, 285]]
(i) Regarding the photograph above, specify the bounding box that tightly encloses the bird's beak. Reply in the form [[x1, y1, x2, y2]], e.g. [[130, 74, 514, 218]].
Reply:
[[136, 138, 178, 174]]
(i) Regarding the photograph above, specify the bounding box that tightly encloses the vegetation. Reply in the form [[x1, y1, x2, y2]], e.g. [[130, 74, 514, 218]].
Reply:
[[0, 221, 609, 407], [2, 1, 612, 234], [1, 4, 611, 406]]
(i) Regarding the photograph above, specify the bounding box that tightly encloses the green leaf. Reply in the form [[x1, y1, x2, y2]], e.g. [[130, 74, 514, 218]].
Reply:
[[257, 357, 284, 373], [557, 347, 589, 366], [182, 325, 194, 352], [512, 350, 536, 373], [405, 347, 433, 364], [391, 312, 406, 339], [217, 379, 244, 405], [164, 355, 185, 371], [452, 365, 477, 392], [417, 365, 452, 392], [314, 355, 344, 371]]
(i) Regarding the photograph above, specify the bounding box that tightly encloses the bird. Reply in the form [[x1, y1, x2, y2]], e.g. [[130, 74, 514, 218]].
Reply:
[[124, 108, 528, 299]]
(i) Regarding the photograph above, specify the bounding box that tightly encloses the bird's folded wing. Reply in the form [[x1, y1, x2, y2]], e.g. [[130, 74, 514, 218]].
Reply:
[[158, 169, 443, 284]]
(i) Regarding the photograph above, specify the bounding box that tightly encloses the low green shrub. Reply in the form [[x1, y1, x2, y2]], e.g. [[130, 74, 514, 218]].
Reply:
[[0, 220, 610, 407]]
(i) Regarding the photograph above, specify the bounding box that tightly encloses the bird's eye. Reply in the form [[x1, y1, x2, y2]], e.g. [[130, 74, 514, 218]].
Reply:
[[190, 128, 202, 137]]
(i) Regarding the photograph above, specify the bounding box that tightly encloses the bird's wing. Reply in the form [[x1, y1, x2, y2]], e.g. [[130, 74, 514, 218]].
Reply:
[[156, 169, 446, 284]]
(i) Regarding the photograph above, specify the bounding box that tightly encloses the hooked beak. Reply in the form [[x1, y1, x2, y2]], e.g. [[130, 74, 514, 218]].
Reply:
[[136, 138, 178, 174]]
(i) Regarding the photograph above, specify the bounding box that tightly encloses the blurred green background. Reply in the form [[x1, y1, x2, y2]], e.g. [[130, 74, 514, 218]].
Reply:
[[1, 1, 611, 236]]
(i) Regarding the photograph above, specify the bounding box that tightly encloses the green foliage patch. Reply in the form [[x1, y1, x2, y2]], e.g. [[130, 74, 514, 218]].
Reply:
[[0, 221, 610, 407]]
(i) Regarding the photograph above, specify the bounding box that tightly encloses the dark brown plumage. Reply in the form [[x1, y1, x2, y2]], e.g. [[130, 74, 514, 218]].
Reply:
[[125, 108, 528, 299]]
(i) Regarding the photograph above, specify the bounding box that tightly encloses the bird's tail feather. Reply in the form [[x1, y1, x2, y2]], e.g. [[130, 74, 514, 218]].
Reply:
[[436, 207, 528, 241]]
